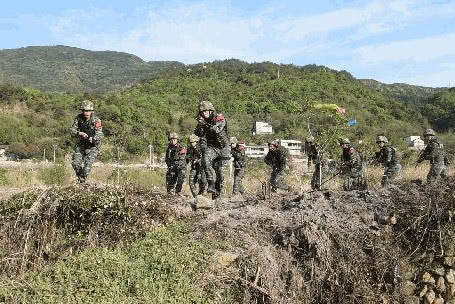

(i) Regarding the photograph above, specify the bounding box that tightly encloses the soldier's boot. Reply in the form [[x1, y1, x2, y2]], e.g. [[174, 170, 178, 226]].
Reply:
[[207, 180, 216, 193], [198, 188, 206, 195], [78, 175, 87, 184]]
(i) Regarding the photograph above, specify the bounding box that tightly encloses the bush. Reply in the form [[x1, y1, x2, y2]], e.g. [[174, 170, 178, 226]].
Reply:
[[38, 164, 70, 185]]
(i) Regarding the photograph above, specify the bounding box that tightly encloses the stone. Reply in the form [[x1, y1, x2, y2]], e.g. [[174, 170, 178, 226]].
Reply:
[[404, 296, 420, 304], [447, 269, 455, 284], [402, 280, 417, 296], [423, 272, 436, 285], [195, 195, 214, 209], [433, 264, 447, 276], [214, 251, 238, 267], [437, 276, 447, 293], [444, 257, 455, 267], [419, 285, 428, 298], [425, 289, 435, 304], [433, 297, 445, 304]]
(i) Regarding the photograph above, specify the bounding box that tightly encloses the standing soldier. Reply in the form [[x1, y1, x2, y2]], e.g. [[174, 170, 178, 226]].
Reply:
[[71, 100, 103, 184], [340, 138, 362, 190], [416, 129, 449, 184], [186, 134, 206, 197], [306, 136, 325, 190], [165, 132, 187, 196], [264, 140, 290, 193], [374, 136, 401, 186], [194, 101, 230, 199], [230, 137, 247, 195]]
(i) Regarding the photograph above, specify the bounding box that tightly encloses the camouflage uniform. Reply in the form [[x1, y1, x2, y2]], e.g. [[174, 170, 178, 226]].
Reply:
[[194, 101, 230, 198], [340, 139, 362, 191], [186, 138, 207, 197], [417, 130, 448, 184], [264, 142, 290, 192], [165, 134, 187, 195], [307, 140, 326, 190], [231, 141, 247, 194], [71, 101, 103, 183], [374, 136, 401, 186]]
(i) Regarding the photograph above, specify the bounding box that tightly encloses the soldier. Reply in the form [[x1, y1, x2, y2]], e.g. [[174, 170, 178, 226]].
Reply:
[[71, 100, 103, 184], [194, 101, 230, 199], [165, 132, 187, 196], [374, 136, 401, 186], [264, 140, 290, 192], [230, 137, 247, 195], [416, 128, 449, 184], [340, 138, 362, 191], [186, 134, 206, 197], [306, 136, 325, 190]]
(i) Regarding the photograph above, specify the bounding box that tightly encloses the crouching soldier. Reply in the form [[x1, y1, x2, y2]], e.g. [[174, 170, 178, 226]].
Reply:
[[165, 132, 187, 196], [264, 140, 290, 193], [186, 134, 206, 197], [417, 128, 449, 184], [374, 136, 401, 186], [71, 100, 103, 184], [230, 137, 247, 195], [340, 138, 362, 191]]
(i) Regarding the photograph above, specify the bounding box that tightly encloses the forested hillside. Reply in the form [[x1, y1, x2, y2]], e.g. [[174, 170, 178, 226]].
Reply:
[[0, 59, 437, 161], [0, 46, 183, 92]]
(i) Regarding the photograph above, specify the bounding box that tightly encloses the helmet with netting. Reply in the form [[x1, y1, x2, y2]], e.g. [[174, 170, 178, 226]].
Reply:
[[340, 138, 351, 145], [306, 136, 314, 143], [189, 134, 199, 143], [230, 137, 238, 144], [169, 132, 179, 140], [376, 135, 388, 143], [423, 129, 436, 137], [80, 100, 94, 111], [199, 100, 215, 112]]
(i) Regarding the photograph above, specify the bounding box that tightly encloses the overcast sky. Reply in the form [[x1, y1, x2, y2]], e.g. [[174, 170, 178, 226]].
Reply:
[[1, 0, 454, 87]]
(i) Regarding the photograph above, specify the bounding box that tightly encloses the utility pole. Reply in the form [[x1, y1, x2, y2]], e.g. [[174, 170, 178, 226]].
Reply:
[[53, 145, 56, 163], [43, 148, 46, 162], [277, 69, 280, 80]]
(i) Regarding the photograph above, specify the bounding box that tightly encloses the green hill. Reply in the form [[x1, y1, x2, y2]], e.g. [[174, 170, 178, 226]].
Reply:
[[0, 59, 432, 161], [0, 46, 183, 92]]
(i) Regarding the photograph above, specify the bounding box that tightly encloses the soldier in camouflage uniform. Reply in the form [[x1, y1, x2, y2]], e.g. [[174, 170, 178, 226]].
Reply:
[[417, 129, 449, 184], [264, 140, 290, 192], [374, 136, 401, 187], [194, 101, 230, 199], [340, 138, 362, 191], [306, 136, 325, 190], [165, 132, 187, 196], [186, 134, 206, 197], [230, 137, 247, 195], [71, 100, 103, 184]]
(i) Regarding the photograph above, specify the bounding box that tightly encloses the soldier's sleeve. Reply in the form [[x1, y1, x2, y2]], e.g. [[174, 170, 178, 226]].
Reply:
[[176, 144, 187, 168], [264, 152, 272, 166], [385, 147, 393, 164], [93, 118, 103, 143], [165, 147, 171, 167], [211, 114, 226, 134], [194, 124, 205, 137], [71, 117, 79, 138], [240, 149, 247, 167]]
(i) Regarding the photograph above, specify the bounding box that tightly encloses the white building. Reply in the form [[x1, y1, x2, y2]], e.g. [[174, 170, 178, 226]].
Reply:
[[278, 139, 302, 157], [405, 136, 425, 150], [253, 122, 273, 135], [245, 145, 269, 158]]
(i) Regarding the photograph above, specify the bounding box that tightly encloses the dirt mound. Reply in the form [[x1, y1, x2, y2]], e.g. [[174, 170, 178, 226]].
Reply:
[[1, 179, 454, 303], [191, 180, 455, 304]]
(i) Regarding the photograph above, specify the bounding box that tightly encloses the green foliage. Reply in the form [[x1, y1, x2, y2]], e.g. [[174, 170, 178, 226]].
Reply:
[[38, 164, 71, 185], [0, 223, 217, 304], [422, 88, 455, 132], [0, 168, 8, 185]]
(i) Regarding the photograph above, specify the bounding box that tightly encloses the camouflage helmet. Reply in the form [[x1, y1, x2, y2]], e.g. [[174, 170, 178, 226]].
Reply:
[[230, 136, 238, 144], [269, 139, 280, 147], [340, 138, 351, 145], [169, 132, 179, 140], [306, 136, 315, 142], [423, 128, 436, 137], [80, 100, 94, 111], [376, 135, 388, 143], [189, 134, 199, 143], [199, 100, 215, 112]]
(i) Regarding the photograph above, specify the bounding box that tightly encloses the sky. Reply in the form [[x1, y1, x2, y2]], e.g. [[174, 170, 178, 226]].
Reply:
[[0, 0, 454, 87]]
